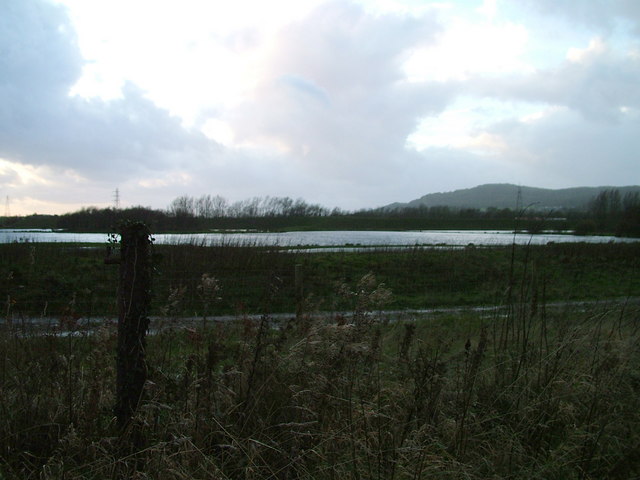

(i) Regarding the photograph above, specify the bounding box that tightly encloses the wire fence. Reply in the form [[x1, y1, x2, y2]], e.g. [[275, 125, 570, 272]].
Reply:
[[1, 239, 640, 326]]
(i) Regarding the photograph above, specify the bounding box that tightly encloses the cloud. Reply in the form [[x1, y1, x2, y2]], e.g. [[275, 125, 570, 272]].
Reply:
[[486, 106, 640, 187], [228, 2, 455, 181], [472, 37, 640, 122], [2, 0, 639, 215], [0, 0, 218, 188], [403, 18, 531, 82], [2, 0, 463, 212], [518, 0, 640, 36], [278, 75, 331, 106]]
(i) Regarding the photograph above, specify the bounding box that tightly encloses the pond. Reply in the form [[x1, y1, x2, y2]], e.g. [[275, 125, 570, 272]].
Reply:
[[0, 229, 637, 247]]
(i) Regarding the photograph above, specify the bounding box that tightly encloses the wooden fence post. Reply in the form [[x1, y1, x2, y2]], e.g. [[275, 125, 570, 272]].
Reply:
[[295, 264, 303, 318], [111, 222, 152, 432]]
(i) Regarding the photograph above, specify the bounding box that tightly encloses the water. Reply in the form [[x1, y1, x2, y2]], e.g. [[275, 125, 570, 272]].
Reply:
[[0, 228, 637, 247]]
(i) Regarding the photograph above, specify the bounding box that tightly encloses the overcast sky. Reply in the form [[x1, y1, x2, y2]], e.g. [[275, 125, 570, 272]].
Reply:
[[1, 0, 639, 215]]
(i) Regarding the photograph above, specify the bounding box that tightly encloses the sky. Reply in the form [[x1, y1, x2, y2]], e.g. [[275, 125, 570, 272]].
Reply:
[[1, 0, 640, 215]]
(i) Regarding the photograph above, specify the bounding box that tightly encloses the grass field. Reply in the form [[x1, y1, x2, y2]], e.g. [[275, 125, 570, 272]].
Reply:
[[1, 240, 639, 478], [1, 297, 639, 478], [1, 240, 639, 319]]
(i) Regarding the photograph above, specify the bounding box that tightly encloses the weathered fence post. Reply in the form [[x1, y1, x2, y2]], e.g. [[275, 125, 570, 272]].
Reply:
[[109, 222, 152, 432], [295, 264, 303, 318]]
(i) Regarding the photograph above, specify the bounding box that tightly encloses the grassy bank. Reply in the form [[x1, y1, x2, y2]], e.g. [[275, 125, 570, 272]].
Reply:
[[1, 241, 639, 319], [1, 295, 639, 478]]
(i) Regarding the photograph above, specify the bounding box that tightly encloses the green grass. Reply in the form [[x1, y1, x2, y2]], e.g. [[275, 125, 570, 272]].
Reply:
[[1, 237, 639, 478], [1, 241, 639, 321]]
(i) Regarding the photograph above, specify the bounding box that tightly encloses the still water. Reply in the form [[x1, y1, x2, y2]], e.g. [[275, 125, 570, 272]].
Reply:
[[0, 229, 637, 247]]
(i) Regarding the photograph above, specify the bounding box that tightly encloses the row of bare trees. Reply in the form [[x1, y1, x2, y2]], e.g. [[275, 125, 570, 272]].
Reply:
[[167, 194, 338, 219], [10, 189, 640, 236], [589, 189, 639, 219]]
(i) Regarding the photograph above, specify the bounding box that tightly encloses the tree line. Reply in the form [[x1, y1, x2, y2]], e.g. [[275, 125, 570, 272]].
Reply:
[[167, 195, 339, 219], [1, 190, 639, 236], [582, 189, 640, 236]]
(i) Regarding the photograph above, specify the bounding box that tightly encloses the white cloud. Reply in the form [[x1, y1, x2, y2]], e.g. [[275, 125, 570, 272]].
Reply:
[[519, 106, 563, 124], [517, 0, 640, 36], [407, 97, 542, 154], [58, 0, 325, 124], [459, 132, 508, 155], [0, 159, 54, 187], [0, 157, 114, 215], [201, 119, 235, 146], [473, 36, 640, 122], [1, 0, 640, 216], [566, 37, 607, 63], [476, 0, 498, 20], [137, 171, 193, 189], [227, 1, 452, 181], [403, 18, 531, 82]]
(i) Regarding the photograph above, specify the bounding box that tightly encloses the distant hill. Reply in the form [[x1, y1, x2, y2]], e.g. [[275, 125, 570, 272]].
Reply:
[[387, 184, 640, 211]]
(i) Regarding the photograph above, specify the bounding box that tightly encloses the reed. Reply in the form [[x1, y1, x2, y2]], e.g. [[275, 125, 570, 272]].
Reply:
[[1, 268, 639, 478]]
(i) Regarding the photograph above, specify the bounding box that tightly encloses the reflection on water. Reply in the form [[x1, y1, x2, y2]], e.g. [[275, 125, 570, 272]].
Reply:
[[0, 228, 637, 247]]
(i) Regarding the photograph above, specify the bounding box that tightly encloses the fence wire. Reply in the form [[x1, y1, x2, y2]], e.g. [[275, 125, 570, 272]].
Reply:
[[1, 240, 639, 325]]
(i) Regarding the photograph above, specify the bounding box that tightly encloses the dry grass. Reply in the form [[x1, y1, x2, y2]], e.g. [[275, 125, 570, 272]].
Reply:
[[1, 270, 640, 479]]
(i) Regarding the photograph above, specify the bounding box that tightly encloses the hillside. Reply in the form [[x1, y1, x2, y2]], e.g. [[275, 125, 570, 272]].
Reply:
[[388, 184, 640, 211]]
